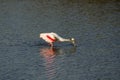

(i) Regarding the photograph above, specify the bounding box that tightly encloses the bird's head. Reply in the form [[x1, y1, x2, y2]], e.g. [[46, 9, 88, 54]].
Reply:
[[70, 38, 76, 46]]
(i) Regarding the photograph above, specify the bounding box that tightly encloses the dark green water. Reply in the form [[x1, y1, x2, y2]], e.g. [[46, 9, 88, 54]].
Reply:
[[0, 0, 120, 80]]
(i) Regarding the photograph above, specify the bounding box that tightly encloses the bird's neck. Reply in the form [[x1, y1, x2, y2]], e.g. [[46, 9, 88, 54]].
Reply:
[[52, 33, 71, 42], [59, 38, 71, 42]]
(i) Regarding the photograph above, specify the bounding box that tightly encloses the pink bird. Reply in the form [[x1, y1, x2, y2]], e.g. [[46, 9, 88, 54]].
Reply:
[[40, 32, 75, 47]]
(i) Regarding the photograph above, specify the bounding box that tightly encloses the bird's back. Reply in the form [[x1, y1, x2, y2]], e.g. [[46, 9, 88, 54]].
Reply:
[[40, 32, 56, 43]]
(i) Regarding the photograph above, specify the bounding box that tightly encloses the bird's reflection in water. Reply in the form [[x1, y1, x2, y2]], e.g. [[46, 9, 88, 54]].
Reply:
[[40, 46, 76, 80], [40, 47, 56, 80]]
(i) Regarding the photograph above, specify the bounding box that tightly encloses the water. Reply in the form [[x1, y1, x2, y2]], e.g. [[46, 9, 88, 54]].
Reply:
[[0, 0, 120, 80]]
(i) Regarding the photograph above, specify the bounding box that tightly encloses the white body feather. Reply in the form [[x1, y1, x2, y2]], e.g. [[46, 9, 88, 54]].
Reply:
[[40, 32, 56, 43]]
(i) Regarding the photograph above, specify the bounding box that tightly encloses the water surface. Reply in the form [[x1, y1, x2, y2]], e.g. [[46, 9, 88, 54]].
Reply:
[[0, 0, 120, 80]]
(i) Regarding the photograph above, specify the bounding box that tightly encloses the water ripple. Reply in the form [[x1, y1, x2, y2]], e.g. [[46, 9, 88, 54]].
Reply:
[[39, 46, 76, 80]]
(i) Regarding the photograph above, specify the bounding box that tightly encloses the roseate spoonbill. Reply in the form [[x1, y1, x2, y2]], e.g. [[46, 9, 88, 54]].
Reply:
[[40, 32, 75, 47]]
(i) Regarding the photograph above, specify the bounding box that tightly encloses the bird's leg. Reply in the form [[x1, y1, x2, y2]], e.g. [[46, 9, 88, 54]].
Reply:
[[49, 42, 53, 47]]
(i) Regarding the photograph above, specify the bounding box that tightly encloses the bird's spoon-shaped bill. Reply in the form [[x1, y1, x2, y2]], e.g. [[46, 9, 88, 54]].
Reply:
[[70, 38, 76, 46]]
